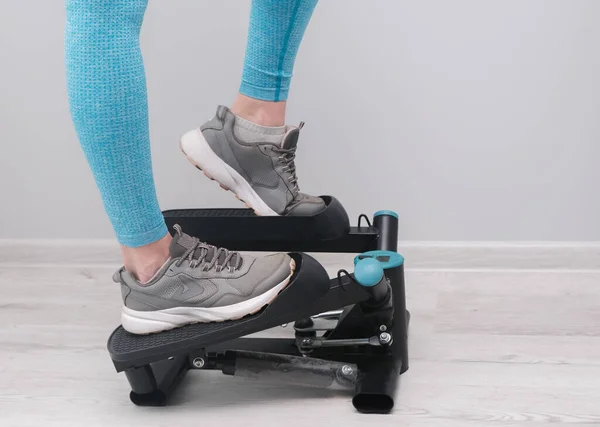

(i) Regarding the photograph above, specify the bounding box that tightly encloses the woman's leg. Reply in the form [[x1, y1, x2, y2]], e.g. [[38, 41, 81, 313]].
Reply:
[[182, 0, 324, 216], [65, 1, 297, 335], [232, 0, 319, 125], [65, 0, 170, 282]]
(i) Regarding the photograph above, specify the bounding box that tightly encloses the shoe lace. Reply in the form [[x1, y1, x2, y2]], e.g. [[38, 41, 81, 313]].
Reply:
[[273, 146, 299, 194], [173, 227, 241, 273]]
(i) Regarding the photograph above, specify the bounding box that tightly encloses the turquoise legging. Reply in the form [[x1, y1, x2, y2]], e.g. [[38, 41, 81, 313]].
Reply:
[[65, 0, 317, 247]]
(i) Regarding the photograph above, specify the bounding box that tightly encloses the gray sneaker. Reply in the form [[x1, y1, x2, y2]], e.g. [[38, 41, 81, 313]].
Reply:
[[115, 225, 295, 335], [180, 105, 326, 216]]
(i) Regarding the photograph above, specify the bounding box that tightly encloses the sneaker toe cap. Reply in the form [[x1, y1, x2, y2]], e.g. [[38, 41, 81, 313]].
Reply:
[[246, 253, 294, 295], [286, 193, 326, 216]]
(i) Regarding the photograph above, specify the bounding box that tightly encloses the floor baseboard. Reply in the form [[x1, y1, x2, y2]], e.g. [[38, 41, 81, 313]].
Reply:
[[397, 241, 600, 270], [1, 239, 599, 270]]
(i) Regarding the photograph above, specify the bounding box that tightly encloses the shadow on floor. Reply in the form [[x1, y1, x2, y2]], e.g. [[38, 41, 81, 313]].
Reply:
[[167, 371, 351, 408]]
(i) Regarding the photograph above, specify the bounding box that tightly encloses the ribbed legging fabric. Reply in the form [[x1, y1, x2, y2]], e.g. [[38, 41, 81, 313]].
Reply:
[[65, 0, 317, 246]]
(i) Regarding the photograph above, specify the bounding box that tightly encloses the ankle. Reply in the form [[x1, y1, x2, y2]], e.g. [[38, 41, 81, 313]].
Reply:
[[121, 233, 172, 283], [231, 94, 286, 127]]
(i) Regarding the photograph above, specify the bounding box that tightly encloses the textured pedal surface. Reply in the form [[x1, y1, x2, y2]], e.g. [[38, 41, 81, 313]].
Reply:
[[110, 315, 258, 354], [166, 208, 256, 218]]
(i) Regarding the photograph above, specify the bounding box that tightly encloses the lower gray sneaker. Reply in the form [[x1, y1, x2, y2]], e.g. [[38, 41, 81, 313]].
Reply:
[[115, 225, 295, 335], [180, 105, 326, 216]]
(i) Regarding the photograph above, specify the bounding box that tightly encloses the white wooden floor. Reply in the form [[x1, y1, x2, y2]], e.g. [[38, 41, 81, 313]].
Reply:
[[1, 243, 600, 426]]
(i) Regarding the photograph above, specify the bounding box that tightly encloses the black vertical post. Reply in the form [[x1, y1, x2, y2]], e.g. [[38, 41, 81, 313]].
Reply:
[[385, 265, 409, 373], [124, 364, 158, 395], [352, 210, 407, 413], [372, 211, 398, 252], [372, 210, 408, 372], [124, 357, 191, 406]]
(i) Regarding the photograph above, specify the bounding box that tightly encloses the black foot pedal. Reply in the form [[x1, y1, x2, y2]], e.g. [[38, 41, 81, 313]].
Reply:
[[162, 196, 367, 252], [108, 253, 331, 371]]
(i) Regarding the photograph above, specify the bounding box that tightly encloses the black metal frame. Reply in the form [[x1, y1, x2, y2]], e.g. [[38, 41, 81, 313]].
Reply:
[[107, 196, 409, 414]]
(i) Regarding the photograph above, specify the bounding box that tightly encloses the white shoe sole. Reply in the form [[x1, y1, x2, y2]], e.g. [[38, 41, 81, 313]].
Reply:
[[122, 258, 295, 335], [180, 129, 279, 216]]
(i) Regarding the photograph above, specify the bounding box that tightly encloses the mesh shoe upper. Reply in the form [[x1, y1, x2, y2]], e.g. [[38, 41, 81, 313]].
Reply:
[[200, 105, 326, 216], [115, 226, 293, 311]]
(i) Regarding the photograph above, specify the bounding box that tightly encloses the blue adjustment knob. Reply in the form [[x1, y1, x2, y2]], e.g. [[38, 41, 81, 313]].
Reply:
[[354, 258, 384, 287], [373, 210, 399, 219]]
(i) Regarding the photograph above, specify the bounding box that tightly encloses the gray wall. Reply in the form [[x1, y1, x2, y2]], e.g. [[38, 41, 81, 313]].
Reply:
[[0, 0, 598, 241]]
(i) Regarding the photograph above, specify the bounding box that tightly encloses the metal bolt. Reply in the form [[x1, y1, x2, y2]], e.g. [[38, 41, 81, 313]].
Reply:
[[192, 357, 205, 368], [379, 332, 392, 345], [379, 325, 387, 332], [341, 365, 354, 376]]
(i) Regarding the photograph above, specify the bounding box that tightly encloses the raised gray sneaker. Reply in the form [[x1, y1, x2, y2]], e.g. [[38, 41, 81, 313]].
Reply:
[[115, 225, 295, 335], [180, 105, 326, 216]]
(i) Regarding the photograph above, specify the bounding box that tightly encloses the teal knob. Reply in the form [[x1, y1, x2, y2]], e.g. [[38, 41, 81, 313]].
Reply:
[[373, 210, 399, 219], [354, 258, 384, 287]]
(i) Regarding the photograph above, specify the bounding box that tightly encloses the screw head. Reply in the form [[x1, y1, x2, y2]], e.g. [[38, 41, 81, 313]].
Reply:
[[341, 365, 354, 376], [192, 357, 205, 368], [379, 325, 387, 332], [379, 332, 392, 345]]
